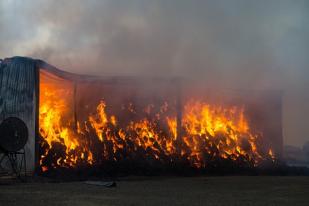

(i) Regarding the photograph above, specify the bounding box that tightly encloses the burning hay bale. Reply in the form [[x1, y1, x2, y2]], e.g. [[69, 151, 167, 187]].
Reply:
[[38, 77, 277, 175]]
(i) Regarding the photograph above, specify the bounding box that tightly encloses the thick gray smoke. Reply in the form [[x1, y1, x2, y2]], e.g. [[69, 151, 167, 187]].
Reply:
[[0, 0, 308, 146]]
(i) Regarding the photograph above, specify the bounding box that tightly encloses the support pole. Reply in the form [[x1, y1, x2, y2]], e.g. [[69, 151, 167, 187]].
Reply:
[[73, 82, 78, 131], [176, 80, 183, 153]]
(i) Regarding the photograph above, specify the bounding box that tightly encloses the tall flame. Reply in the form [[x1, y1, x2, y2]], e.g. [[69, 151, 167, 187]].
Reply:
[[39, 73, 275, 171]]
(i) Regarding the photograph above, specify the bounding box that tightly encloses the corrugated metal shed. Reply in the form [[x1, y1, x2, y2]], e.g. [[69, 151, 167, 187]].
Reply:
[[0, 56, 284, 174]]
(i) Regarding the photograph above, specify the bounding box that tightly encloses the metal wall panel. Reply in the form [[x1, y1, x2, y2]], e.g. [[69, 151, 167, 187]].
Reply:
[[0, 57, 37, 173]]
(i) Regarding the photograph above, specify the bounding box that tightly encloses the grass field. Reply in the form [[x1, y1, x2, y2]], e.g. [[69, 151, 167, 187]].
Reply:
[[0, 176, 308, 206]]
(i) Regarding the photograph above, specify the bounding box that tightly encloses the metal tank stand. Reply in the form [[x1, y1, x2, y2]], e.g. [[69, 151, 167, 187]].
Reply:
[[0, 148, 27, 181]]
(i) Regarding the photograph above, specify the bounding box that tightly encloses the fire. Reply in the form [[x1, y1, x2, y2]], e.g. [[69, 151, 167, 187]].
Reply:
[[39, 73, 276, 172], [39, 75, 94, 168], [179, 100, 262, 167], [88, 100, 108, 142]]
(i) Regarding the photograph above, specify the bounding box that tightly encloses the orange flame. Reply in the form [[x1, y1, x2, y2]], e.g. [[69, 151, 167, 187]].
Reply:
[[39, 74, 275, 171]]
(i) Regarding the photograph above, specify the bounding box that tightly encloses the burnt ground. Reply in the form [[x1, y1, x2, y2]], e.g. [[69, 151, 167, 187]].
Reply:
[[0, 176, 308, 206]]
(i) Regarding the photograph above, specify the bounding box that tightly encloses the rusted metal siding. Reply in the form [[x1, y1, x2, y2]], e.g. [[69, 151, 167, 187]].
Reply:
[[0, 57, 37, 173]]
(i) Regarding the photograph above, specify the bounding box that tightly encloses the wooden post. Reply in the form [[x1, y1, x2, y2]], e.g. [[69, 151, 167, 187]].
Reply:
[[73, 82, 78, 131], [176, 80, 183, 153]]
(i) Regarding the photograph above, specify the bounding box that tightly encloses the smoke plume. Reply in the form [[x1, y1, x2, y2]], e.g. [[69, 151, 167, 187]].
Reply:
[[0, 0, 308, 146]]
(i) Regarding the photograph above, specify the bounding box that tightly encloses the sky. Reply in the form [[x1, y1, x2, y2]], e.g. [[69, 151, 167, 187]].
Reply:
[[0, 0, 308, 147]]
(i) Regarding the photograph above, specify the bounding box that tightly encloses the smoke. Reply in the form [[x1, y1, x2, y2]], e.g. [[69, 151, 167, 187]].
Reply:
[[0, 0, 309, 146]]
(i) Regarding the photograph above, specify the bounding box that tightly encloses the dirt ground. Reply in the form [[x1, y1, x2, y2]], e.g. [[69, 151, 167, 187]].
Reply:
[[0, 176, 308, 206]]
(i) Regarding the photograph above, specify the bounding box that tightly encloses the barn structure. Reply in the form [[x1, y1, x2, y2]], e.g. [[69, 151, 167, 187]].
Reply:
[[0, 56, 283, 175]]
